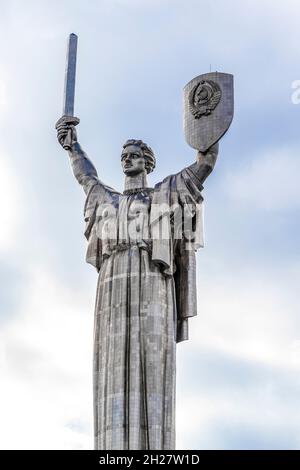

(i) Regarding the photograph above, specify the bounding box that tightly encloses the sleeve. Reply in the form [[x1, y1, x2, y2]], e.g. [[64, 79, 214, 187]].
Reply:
[[69, 142, 102, 196], [175, 165, 204, 250], [184, 160, 213, 188], [173, 165, 205, 343], [174, 247, 197, 343], [84, 180, 120, 271], [151, 165, 205, 343]]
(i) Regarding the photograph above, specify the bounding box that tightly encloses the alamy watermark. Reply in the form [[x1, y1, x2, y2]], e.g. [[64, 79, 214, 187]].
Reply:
[[94, 200, 203, 250], [291, 80, 300, 104]]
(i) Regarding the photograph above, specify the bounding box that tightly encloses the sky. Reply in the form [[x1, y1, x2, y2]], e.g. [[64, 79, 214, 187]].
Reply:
[[0, 0, 300, 450]]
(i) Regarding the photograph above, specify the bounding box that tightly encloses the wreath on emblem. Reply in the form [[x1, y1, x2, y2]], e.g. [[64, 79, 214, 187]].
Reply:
[[189, 79, 222, 119]]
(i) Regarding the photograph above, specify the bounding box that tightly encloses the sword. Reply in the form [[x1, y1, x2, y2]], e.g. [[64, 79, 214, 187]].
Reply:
[[62, 33, 80, 150]]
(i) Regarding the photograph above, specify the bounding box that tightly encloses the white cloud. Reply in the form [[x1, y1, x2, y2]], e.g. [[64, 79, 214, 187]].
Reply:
[[0, 151, 22, 251], [174, 259, 300, 449], [0, 266, 94, 449], [0, 79, 8, 114], [176, 368, 300, 449], [193, 260, 300, 368], [224, 147, 300, 211]]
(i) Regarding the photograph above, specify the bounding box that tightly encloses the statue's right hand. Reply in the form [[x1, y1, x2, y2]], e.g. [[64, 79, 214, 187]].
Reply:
[[55, 115, 80, 150]]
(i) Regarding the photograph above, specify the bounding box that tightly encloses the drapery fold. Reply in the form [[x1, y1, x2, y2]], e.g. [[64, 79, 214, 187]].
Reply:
[[84, 167, 204, 343]]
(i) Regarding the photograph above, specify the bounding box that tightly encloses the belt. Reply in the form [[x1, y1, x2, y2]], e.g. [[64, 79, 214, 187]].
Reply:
[[111, 240, 152, 253]]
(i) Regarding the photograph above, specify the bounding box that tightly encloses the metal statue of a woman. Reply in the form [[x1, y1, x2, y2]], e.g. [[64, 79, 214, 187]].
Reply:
[[56, 34, 233, 450]]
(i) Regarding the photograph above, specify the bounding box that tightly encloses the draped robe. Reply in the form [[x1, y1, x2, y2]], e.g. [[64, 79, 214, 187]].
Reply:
[[81, 163, 205, 450]]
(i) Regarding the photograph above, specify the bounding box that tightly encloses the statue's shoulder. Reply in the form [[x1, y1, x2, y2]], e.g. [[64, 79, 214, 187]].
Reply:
[[89, 180, 120, 198], [84, 180, 120, 219], [153, 173, 176, 190]]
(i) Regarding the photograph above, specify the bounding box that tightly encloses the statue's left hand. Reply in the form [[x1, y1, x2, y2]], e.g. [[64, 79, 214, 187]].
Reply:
[[197, 142, 219, 168], [198, 142, 219, 158]]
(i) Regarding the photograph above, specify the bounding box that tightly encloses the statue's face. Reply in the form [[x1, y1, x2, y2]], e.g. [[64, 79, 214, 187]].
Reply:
[[121, 144, 146, 176]]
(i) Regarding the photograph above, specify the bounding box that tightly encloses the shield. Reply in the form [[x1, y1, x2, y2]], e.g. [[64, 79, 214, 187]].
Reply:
[[183, 72, 234, 152]]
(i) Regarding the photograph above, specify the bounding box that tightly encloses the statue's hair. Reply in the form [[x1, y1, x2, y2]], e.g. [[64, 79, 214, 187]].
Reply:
[[122, 139, 156, 174]]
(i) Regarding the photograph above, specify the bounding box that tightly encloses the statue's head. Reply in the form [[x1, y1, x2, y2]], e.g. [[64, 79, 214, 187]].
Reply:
[[121, 139, 156, 176]]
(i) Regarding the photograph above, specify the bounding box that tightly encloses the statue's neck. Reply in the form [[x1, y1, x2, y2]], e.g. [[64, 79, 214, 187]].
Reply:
[[124, 171, 148, 191]]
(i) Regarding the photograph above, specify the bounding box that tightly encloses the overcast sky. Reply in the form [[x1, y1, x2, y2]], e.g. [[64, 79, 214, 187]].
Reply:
[[0, 0, 300, 450]]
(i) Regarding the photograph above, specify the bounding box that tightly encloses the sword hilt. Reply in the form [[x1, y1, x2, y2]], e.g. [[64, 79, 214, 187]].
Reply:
[[60, 116, 80, 150]]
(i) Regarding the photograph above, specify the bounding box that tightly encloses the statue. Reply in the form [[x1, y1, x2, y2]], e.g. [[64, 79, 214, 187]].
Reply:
[[56, 35, 233, 450]]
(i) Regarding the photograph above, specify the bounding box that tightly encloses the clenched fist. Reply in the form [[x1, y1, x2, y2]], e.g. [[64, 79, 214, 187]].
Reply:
[[55, 115, 80, 150]]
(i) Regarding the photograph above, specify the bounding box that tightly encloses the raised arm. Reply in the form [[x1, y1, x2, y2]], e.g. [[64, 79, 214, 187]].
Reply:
[[187, 142, 219, 186], [56, 116, 99, 194]]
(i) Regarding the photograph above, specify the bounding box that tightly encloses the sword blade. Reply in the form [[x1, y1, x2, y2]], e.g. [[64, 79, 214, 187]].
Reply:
[[63, 33, 78, 116]]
